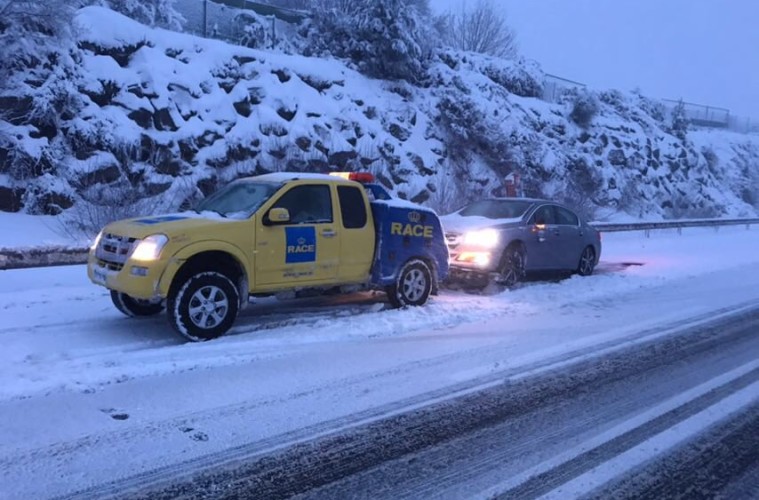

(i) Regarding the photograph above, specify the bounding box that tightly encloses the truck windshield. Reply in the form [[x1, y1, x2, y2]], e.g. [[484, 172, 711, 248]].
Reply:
[[195, 181, 280, 219], [458, 200, 532, 220]]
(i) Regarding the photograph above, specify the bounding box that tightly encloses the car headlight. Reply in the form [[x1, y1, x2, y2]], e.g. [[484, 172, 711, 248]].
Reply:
[[463, 229, 500, 248], [130, 234, 169, 262], [456, 251, 492, 267]]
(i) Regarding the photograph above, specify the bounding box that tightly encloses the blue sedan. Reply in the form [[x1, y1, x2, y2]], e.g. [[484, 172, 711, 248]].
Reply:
[[441, 198, 601, 287]]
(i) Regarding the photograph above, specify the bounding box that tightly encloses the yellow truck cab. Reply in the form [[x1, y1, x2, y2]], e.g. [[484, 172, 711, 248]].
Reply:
[[88, 172, 449, 341]]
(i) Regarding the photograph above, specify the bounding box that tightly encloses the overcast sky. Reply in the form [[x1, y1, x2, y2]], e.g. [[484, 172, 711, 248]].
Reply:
[[431, 0, 759, 120]]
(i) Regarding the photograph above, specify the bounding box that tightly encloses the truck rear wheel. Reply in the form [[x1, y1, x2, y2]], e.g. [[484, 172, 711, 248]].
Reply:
[[110, 291, 164, 317], [168, 271, 239, 342], [387, 259, 433, 308]]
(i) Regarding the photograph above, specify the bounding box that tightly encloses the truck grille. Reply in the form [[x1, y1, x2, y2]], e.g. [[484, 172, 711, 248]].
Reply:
[[95, 233, 137, 271]]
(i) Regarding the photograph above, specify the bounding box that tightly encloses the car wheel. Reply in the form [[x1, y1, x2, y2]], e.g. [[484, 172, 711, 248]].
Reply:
[[496, 244, 526, 287], [168, 271, 239, 342], [387, 259, 433, 308], [577, 246, 596, 276], [110, 291, 164, 317]]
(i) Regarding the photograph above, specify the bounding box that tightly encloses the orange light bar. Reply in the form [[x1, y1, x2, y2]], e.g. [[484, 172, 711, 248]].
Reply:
[[330, 172, 375, 183]]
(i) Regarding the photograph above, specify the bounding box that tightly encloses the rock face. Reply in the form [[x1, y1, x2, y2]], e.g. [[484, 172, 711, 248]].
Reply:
[[1, 6, 758, 221]]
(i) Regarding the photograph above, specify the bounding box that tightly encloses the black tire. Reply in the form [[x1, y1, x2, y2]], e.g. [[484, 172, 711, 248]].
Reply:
[[110, 291, 164, 317], [496, 244, 526, 287], [577, 246, 596, 276], [386, 259, 433, 308], [168, 271, 240, 342]]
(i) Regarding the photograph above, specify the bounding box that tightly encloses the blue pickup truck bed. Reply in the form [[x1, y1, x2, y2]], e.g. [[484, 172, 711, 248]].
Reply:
[[369, 198, 449, 288]]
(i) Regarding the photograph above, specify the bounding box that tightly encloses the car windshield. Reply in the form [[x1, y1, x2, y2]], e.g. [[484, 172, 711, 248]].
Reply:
[[195, 181, 280, 218], [458, 200, 533, 220]]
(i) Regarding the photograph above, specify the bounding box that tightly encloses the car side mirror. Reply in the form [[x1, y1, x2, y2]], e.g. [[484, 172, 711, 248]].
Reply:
[[266, 207, 290, 225]]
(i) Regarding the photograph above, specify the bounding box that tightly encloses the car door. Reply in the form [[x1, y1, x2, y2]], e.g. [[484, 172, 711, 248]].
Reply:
[[525, 204, 561, 270], [254, 183, 340, 287], [553, 205, 585, 269]]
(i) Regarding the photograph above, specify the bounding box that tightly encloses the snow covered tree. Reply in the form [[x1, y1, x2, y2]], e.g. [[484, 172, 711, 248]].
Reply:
[[303, 0, 436, 83], [102, 0, 185, 31], [0, 0, 75, 88], [0, 0, 84, 209], [670, 99, 689, 141], [0, 0, 80, 140], [443, 0, 517, 59]]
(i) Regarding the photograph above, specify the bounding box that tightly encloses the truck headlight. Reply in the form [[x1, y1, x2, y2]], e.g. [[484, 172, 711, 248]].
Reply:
[[463, 229, 499, 248], [130, 234, 169, 262]]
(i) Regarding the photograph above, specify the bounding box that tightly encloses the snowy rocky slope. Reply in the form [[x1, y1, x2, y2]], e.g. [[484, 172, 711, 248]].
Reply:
[[1, 6, 758, 224]]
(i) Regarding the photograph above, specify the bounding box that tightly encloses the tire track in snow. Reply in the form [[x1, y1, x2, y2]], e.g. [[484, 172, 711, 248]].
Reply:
[[492, 370, 759, 499], [587, 400, 759, 499]]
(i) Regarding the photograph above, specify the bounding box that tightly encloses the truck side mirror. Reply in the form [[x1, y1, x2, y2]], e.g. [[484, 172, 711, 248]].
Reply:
[[266, 207, 290, 225]]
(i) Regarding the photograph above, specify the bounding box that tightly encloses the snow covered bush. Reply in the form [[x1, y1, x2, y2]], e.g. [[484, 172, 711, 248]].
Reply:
[[99, 0, 184, 31], [302, 0, 435, 83], [569, 91, 599, 128], [631, 89, 667, 124], [235, 12, 268, 49], [436, 92, 488, 154], [482, 58, 543, 98], [436, 50, 544, 98]]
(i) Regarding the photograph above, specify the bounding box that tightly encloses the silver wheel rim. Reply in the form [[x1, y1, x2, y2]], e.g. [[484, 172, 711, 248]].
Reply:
[[580, 248, 594, 274], [188, 285, 229, 329], [502, 251, 524, 286], [402, 268, 427, 302]]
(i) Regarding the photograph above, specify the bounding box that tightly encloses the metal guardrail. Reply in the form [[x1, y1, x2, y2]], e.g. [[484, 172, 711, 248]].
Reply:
[[208, 0, 308, 24], [0, 246, 89, 271], [591, 217, 759, 233], [0, 217, 757, 271], [661, 99, 731, 128]]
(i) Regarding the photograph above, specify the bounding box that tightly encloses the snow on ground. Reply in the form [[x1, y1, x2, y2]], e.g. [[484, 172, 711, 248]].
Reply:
[[0, 212, 85, 249], [1, 225, 758, 498]]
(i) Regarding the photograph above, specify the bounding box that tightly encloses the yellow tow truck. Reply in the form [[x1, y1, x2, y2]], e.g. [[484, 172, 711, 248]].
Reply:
[[88, 172, 449, 341]]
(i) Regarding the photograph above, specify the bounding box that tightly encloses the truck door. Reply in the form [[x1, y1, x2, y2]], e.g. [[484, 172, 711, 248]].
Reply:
[[255, 184, 340, 287], [336, 185, 375, 283]]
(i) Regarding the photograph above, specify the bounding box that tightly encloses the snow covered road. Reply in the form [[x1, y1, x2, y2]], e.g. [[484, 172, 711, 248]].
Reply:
[[1, 226, 758, 498]]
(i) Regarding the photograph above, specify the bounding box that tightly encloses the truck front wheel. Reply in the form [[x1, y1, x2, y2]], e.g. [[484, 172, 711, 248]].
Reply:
[[168, 271, 240, 342], [387, 259, 433, 308], [110, 291, 164, 317]]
